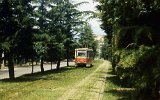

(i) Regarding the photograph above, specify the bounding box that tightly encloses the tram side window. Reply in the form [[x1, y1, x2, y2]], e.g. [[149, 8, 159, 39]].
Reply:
[[87, 51, 93, 58]]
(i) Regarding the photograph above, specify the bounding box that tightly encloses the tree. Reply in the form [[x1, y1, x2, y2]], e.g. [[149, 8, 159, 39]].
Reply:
[[46, 1, 68, 69], [32, 0, 51, 72], [0, 0, 33, 79], [97, 0, 160, 48], [79, 23, 94, 48], [62, 0, 86, 66], [78, 22, 97, 57], [97, 0, 160, 99], [0, 0, 16, 79], [14, 0, 35, 66], [47, 0, 91, 67], [100, 36, 111, 60]]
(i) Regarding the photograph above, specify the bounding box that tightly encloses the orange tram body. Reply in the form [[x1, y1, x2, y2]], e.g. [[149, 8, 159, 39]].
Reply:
[[75, 48, 93, 67]]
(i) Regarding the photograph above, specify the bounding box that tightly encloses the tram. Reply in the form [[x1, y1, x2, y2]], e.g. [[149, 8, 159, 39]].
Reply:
[[75, 48, 93, 67]]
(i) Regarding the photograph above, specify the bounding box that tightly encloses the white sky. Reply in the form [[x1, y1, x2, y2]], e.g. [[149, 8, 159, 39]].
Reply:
[[71, 0, 106, 35]]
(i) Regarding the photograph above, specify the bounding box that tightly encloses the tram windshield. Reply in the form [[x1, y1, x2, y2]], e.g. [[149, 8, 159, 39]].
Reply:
[[77, 51, 86, 57]]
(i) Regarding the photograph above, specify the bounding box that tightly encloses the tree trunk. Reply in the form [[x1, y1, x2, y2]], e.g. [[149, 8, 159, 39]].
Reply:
[[0, 52, 2, 69], [66, 48, 69, 67], [8, 53, 15, 79], [31, 59, 34, 74], [4, 58, 7, 66], [36, 60, 38, 65], [40, 58, 44, 72], [56, 60, 61, 70], [51, 61, 52, 70], [1, 57, 5, 69], [67, 58, 69, 67]]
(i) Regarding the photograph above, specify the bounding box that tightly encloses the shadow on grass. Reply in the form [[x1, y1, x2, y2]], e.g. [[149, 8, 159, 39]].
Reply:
[[75, 64, 94, 68], [105, 89, 134, 100], [104, 68, 134, 100], [1, 66, 76, 83], [107, 68, 116, 75]]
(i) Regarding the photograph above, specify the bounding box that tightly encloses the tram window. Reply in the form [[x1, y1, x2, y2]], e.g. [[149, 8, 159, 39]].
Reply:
[[87, 51, 93, 57], [77, 51, 86, 57]]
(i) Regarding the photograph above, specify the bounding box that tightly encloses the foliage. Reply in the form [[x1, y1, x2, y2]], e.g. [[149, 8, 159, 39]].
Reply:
[[0, 0, 95, 78], [115, 49, 141, 87], [100, 36, 112, 60], [78, 23, 94, 48], [46, 0, 92, 66], [0, 0, 34, 79], [97, 0, 160, 99], [97, 0, 160, 48], [0, 0, 21, 52], [134, 46, 160, 100], [78, 22, 97, 57], [114, 46, 160, 99]]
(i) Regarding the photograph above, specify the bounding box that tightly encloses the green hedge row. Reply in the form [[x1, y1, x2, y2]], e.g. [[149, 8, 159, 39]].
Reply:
[[114, 46, 160, 99]]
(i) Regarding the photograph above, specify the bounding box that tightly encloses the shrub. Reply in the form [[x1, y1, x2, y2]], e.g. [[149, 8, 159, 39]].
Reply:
[[114, 46, 160, 99], [115, 49, 139, 87], [134, 46, 160, 99]]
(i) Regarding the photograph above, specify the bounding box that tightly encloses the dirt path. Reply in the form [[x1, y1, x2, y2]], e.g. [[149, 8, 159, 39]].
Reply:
[[58, 60, 111, 100]]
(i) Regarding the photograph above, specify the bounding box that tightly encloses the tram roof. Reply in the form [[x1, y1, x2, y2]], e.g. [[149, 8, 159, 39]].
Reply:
[[75, 48, 93, 51]]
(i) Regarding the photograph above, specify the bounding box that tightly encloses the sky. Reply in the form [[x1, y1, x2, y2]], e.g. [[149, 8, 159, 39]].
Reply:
[[71, 0, 106, 35]]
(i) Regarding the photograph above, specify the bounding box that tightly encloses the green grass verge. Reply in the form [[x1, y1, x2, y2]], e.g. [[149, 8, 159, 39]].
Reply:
[[103, 67, 134, 100], [0, 60, 103, 100]]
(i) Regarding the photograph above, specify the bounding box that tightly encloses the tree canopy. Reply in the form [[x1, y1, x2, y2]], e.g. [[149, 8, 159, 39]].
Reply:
[[0, 0, 96, 79], [97, 0, 160, 99]]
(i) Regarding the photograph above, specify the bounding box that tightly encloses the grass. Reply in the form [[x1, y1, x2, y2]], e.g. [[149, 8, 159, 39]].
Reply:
[[0, 60, 103, 100], [103, 68, 135, 100]]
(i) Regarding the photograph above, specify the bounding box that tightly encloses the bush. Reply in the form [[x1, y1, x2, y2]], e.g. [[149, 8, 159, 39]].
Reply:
[[134, 46, 160, 100], [115, 49, 140, 87], [114, 46, 160, 99]]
